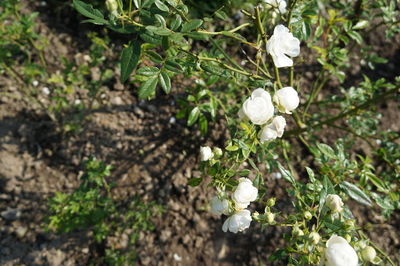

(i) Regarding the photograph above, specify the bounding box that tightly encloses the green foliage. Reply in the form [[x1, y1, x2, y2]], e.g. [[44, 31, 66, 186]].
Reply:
[[47, 158, 162, 264]]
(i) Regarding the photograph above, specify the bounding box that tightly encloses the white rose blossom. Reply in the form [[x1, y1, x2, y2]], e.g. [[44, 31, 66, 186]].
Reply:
[[324, 235, 358, 266], [259, 116, 286, 142], [239, 88, 274, 125], [210, 196, 229, 216], [200, 146, 214, 161], [274, 87, 300, 114], [326, 194, 344, 213], [263, 0, 287, 14], [222, 210, 252, 233], [232, 178, 258, 209], [267, 25, 300, 68]]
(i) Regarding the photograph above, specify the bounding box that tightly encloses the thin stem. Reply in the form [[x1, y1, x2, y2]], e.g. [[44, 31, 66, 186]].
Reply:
[[273, 65, 283, 89], [285, 86, 399, 137]]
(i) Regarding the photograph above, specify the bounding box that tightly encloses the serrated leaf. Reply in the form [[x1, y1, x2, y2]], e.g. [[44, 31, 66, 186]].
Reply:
[[182, 19, 203, 32], [138, 76, 158, 99], [159, 71, 171, 94], [146, 50, 163, 63], [187, 107, 200, 126], [137, 66, 159, 76], [188, 177, 202, 187], [120, 42, 141, 83], [165, 60, 183, 73], [72, 0, 108, 25], [340, 181, 372, 206]]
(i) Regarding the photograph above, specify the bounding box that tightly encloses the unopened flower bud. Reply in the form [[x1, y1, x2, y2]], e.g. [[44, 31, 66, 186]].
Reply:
[[213, 147, 223, 158], [106, 0, 119, 16], [267, 197, 276, 207], [266, 212, 275, 224], [344, 219, 355, 230], [326, 194, 344, 213], [200, 146, 214, 161], [361, 246, 376, 262], [309, 232, 321, 245], [292, 226, 304, 237], [344, 234, 352, 243], [304, 211, 312, 220]]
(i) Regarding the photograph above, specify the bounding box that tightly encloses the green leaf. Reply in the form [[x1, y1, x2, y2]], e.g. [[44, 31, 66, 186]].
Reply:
[[72, 0, 108, 25], [225, 144, 238, 151], [199, 113, 208, 135], [181, 19, 203, 32], [277, 162, 296, 185], [348, 31, 363, 44], [340, 181, 372, 206], [120, 42, 141, 83], [317, 143, 335, 159], [159, 71, 171, 94], [138, 76, 158, 99], [305, 167, 316, 183], [137, 66, 160, 76], [187, 107, 200, 126], [154, 0, 169, 12], [145, 26, 172, 36], [165, 60, 183, 73], [170, 14, 182, 31], [188, 177, 202, 187], [239, 169, 251, 176], [146, 50, 163, 63]]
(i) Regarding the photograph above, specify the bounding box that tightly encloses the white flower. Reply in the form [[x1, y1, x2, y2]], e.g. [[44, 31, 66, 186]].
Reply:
[[326, 194, 344, 213], [222, 210, 252, 233], [274, 87, 300, 114], [239, 88, 274, 125], [232, 178, 258, 209], [259, 116, 286, 142], [41, 87, 50, 95], [32, 80, 39, 87], [263, 0, 287, 14], [324, 235, 358, 266], [200, 146, 214, 161], [210, 196, 229, 216], [267, 25, 300, 68], [361, 246, 376, 262]]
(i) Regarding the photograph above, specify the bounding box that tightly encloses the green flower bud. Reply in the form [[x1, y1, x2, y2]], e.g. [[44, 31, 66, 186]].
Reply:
[[267, 197, 276, 207], [361, 246, 376, 262], [304, 211, 312, 220], [292, 225, 304, 237], [106, 0, 119, 16], [213, 147, 223, 158], [266, 212, 275, 224], [309, 232, 321, 245]]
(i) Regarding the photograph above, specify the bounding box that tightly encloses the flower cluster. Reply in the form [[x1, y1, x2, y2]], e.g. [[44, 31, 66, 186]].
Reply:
[[239, 85, 299, 142], [238, 25, 300, 142], [210, 178, 258, 233]]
